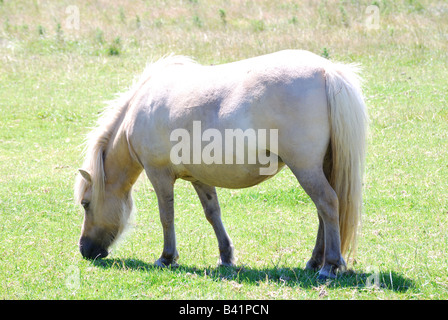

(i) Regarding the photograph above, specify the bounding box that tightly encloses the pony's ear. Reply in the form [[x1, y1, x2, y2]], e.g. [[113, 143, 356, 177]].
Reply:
[[79, 169, 92, 184]]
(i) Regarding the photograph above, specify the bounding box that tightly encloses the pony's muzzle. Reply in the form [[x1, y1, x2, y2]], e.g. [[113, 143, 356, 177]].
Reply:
[[79, 236, 108, 259]]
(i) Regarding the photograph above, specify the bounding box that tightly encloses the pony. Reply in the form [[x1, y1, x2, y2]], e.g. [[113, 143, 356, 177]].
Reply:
[[74, 50, 367, 279]]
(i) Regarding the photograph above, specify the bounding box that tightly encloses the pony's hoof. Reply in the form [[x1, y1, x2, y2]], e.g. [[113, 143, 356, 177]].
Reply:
[[318, 262, 347, 280], [318, 265, 337, 280], [217, 261, 236, 268], [317, 272, 336, 281], [305, 258, 323, 271], [154, 258, 179, 268], [217, 256, 236, 268]]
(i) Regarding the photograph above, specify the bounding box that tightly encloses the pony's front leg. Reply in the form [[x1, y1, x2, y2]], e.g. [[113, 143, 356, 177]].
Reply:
[[192, 181, 235, 267], [156, 200, 179, 268], [146, 168, 179, 268]]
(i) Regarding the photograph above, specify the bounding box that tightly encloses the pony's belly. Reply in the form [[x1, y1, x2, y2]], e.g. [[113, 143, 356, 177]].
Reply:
[[177, 162, 285, 189]]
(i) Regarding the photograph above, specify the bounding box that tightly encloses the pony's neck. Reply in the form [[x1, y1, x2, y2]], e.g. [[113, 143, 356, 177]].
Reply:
[[103, 129, 143, 196]]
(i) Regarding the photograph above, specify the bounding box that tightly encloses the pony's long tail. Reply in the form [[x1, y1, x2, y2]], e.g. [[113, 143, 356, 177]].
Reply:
[[324, 62, 368, 260]]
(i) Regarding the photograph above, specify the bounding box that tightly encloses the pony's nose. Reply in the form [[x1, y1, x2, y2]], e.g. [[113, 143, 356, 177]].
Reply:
[[79, 236, 108, 259]]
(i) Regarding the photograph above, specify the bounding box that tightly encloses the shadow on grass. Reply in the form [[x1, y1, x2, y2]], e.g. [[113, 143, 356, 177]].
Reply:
[[92, 258, 414, 292]]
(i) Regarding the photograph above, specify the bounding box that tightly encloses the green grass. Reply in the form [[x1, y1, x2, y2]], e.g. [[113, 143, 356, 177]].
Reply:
[[1, 0, 447, 299]]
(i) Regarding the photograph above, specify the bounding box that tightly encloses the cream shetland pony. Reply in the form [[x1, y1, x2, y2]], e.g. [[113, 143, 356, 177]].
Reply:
[[74, 50, 367, 279]]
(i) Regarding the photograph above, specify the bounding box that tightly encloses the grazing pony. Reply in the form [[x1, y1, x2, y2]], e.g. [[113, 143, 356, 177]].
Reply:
[[74, 50, 367, 279]]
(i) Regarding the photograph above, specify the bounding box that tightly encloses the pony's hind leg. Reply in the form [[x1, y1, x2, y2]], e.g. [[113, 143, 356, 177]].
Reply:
[[305, 216, 325, 271], [290, 166, 346, 279], [192, 181, 235, 267], [145, 167, 179, 267], [306, 149, 332, 271]]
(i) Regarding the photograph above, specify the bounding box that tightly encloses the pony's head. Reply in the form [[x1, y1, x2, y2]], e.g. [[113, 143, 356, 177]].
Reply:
[[74, 99, 136, 260], [74, 58, 171, 259], [75, 165, 134, 260]]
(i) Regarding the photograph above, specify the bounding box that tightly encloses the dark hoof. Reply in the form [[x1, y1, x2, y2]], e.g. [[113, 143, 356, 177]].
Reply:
[[154, 258, 179, 268]]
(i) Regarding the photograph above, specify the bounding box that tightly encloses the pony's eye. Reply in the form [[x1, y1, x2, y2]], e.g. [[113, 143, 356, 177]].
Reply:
[[81, 200, 90, 211]]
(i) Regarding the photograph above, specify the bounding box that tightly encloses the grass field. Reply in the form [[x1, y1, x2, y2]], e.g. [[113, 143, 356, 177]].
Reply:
[[0, 0, 447, 300]]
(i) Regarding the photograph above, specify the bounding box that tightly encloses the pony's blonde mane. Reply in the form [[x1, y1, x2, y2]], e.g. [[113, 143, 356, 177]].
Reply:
[[74, 54, 197, 207], [74, 91, 130, 208]]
